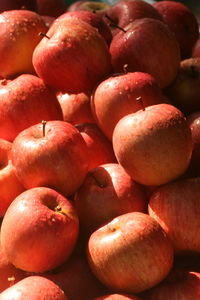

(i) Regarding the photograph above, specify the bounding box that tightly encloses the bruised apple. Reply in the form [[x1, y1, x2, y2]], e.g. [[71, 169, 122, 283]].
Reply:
[[0, 187, 79, 273]]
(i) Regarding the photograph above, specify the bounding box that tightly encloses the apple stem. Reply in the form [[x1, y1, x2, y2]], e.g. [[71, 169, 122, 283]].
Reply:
[[104, 14, 126, 33], [136, 96, 145, 111], [42, 120, 47, 137], [123, 64, 128, 74], [39, 32, 50, 39]]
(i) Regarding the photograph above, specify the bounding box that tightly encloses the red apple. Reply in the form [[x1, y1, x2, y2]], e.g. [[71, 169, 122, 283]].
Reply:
[[104, 0, 162, 37], [32, 17, 112, 94], [112, 103, 193, 186], [144, 269, 200, 300], [66, 0, 110, 17], [75, 123, 117, 171], [0, 10, 47, 79], [165, 57, 200, 115], [148, 177, 200, 254], [0, 240, 27, 293], [74, 163, 146, 234], [0, 74, 63, 142], [57, 92, 95, 125], [44, 254, 108, 300], [87, 212, 174, 293], [0, 138, 25, 217], [94, 294, 142, 300], [0, 0, 37, 12], [0, 187, 79, 272], [36, 0, 66, 18], [153, 0, 199, 59], [57, 10, 112, 45], [0, 276, 68, 299], [10, 120, 89, 197], [91, 71, 169, 140], [110, 17, 181, 89]]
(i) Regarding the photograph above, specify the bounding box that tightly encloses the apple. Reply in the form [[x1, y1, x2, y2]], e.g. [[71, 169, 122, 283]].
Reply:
[[143, 269, 200, 300], [36, 0, 66, 18], [75, 123, 117, 171], [57, 91, 95, 125], [41, 15, 55, 28], [87, 212, 174, 293], [0, 0, 37, 12], [112, 103, 193, 186], [0, 138, 25, 217], [91, 71, 170, 141], [10, 120, 89, 197], [56, 10, 112, 45], [66, 0, 110, 17], [44, 254, 108, 300], [0, 74, 63, 142], [148, 177, 200, 253], [153, 0, 199, 59], [94, 294, 142, 300], [165, 57, 200, 115], [0, 186, 79, 273], [104, 0, 162, 37], [0, 275, 68, 299], [109, 17, 181, 89], [0, 240, 27, 293], [0, 9, 48, 79], [32, 17, 112, 94], [74, 163, 147, 234]]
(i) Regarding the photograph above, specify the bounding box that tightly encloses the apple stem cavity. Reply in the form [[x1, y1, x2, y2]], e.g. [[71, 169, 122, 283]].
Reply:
[[136, 96, 145, 111], [42, 120, 47, 137], [39, 32, 50, 39], [104, 14, 127, 33]]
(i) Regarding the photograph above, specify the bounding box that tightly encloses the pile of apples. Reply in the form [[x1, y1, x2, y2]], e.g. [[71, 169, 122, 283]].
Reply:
[[1, 0, 200, 299]]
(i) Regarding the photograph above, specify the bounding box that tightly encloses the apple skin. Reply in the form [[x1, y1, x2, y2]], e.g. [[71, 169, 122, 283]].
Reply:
[[74, 163, 147, 234], [66, 0, 110, 17], [186, 111, 200, 176], [0, 0, 37, 12], [43, 254, 108, 300], [0, 187, 79, 273], [143, 269, 200, 300], [75, 124, 117, 171], [10, 120, 89, 197], [0, 275, 68, 300], [91, 71, 170, 141], [112, 103, 193, 186], [87, 212, 174, 294], [0, 240, 27, 293], [104, 0, 162, 37], [153, 0, 199, 59], [94, 294, 142, 300], [0, 138, 25, 217], [33, 17, 112, 94], [36, 0, 66, 18], [192, 34, 200, 58], [165, 57, 200, 116], [57, 92, 95, 125], [148, 177, 200, 254], [0, 74, 63, 142], [56, 11, 112, 45], [0, 10, 47, 79], [110, 17, 181, 89]]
